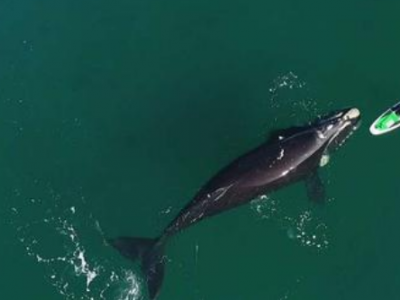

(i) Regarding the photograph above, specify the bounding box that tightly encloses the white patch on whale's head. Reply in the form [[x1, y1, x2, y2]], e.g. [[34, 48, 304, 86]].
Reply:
[[313, 107, 361, 153]]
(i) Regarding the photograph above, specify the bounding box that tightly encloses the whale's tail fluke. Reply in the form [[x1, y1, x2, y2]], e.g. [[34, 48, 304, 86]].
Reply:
[[108, 237, 166, 299]]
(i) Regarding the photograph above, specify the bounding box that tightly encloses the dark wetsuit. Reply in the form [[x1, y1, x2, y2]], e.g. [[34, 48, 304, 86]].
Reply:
[[393, 102, 400, 114]]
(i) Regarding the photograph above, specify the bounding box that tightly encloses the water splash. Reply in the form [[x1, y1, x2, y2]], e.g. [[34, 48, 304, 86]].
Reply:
[[267, 72, 321, 127], [251, 195, 330, 251], [12, 198, 143, 300], [269, 72, 306, 95], [117, 271, 141, 300], [250, 195, 280, 220], [283, 210, 329, 250]]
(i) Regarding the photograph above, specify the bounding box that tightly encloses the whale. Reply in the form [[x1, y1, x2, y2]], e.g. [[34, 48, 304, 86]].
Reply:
[[109, 107, 361, 299]]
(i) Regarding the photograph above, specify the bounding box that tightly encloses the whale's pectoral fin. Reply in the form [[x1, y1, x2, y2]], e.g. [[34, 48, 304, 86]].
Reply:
[[305, 171, 326, 204]]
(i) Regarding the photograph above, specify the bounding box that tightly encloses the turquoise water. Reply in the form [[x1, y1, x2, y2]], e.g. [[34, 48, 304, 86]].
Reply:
[[1, 0, 400, 299]]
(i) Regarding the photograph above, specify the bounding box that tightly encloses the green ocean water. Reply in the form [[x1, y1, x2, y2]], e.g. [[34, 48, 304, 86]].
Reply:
[[1, 0, 400, 299]]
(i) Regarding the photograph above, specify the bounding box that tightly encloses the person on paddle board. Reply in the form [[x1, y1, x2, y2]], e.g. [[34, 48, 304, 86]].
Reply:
[[370, 101, 400, 135]]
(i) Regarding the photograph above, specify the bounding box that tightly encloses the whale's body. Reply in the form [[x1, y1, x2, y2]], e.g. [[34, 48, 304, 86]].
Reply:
[[164, 128, 328, 237], [109, 107, 361, 299]]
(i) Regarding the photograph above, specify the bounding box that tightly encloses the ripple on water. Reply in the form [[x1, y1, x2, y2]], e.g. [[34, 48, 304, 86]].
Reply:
[[267, 72, 324, 128], [251, 194, 330, 251]]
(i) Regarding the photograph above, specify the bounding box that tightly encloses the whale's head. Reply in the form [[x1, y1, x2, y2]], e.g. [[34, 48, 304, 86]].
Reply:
[[312, 107, 361, 152]]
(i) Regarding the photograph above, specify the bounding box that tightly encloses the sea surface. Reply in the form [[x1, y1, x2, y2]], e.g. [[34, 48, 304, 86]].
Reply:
[[1, 0, 400, 299]]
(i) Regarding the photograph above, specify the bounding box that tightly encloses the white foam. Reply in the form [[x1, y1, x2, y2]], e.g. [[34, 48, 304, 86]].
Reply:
[[74, 250, 100, 291], [118, 271, 141, 300], [251, 196, 330, 251], [14, 203, 143, 300]]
